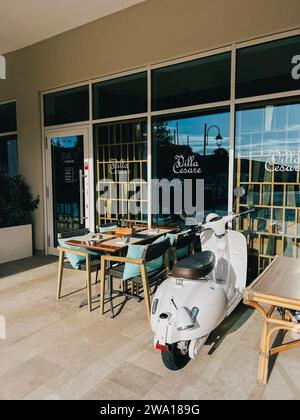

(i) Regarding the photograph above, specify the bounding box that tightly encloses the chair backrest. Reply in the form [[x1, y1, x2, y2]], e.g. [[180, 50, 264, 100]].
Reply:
[[58, 228, 90, 240], [96, 222, 118, 233], [175, 232, 196, 250], [145, 238, 171, 262]]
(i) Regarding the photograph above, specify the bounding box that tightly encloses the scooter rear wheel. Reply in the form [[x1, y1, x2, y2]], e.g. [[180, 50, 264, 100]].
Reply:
[[161, 343, 191, 371]]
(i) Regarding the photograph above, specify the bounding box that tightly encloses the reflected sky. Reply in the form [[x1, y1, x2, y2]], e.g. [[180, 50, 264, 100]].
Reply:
[[161, 111, 230, 155], [51, 136, 78, 149], [236, 103, 300, 161]]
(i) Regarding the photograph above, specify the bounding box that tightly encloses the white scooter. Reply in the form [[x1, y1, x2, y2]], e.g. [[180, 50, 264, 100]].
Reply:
[[151, 201, 254, 370]]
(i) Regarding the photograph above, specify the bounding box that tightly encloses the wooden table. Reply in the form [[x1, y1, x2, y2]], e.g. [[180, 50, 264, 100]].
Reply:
[[65, 227, 177, 254], [243, 256, 300, 385], [59, 227, 177, 312]]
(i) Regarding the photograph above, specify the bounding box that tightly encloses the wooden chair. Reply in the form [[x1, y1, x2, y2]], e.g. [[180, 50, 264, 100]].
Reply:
[[56, 228, 102, 312], [171, 231, 196, 266], [100, 238, 171, 322]]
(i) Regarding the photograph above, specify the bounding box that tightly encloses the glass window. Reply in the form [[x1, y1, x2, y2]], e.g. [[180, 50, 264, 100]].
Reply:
[[0, 102, 17, 133], [152, 109, 230, 225], [0, 135, 18, 176], [236, 35, 300, 98], [44, 86, 89, 126], [94, 119, 148, 226], [93, 72, 147, 119], [152, 53, 231, 111], [234, 98, 300, 280]]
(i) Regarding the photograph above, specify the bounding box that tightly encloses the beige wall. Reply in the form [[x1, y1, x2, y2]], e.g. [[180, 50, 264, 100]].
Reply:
[[1, 0, 300, 251]]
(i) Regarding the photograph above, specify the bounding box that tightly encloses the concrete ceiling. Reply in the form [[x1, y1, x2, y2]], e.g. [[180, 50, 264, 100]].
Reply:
[[0, 0, 146, 54]]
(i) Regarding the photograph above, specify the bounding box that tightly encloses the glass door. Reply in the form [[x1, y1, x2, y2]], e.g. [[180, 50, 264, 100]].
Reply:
[[45, 128, 91, 254]]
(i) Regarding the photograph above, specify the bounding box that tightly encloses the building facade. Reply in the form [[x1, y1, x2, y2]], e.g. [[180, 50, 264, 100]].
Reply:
[[1, 0, 300, 276]]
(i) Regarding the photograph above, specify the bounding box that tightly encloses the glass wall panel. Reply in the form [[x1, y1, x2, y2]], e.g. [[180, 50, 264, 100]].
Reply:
[[152, 109, 230, 225], [236, 35, 300, 98], [234, 98, 300, 280], [93, 72, 147, 119], [0, 135, 18, 176], [44, 86, 89, 126], [152, 53, 231, 111], [94, 119, 148, 226], [0, 102, 17, 133]]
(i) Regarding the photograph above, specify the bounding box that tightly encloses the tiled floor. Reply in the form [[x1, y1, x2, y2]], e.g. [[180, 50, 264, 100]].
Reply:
[[0, 256, 299, 400]]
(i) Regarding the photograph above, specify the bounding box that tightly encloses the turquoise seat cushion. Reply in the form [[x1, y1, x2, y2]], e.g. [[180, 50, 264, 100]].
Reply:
[[166, 233, 176, 246], [166, 233, 176, 262], [99, 225, 117, 233], [123, 244, 146, 281], [176, 246, 189, 260], [123, 236, 166, 281], [58, 238, 103, 270], [146, 235, 166, 273], [167, 232, 190, 262]]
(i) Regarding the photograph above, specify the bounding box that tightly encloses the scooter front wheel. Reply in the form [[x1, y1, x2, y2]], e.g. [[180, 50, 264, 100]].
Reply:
[[161, 343, 191, 371]]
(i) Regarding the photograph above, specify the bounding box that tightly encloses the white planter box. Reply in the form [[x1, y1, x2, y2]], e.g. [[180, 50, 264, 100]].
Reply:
[[0, 224, 33, 264]]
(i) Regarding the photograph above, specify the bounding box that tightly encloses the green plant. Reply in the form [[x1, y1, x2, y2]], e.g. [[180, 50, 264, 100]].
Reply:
[[0, 175, 40, 228]]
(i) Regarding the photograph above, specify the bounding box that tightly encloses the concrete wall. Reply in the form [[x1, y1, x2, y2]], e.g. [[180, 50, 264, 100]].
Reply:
[[1, 0, 300, 251]]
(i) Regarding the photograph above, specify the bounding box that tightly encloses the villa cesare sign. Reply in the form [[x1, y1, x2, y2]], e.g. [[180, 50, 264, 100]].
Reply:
[[173, 155, 202, 175], [265, 151, 300, 172], [109, 159, 130, 175]]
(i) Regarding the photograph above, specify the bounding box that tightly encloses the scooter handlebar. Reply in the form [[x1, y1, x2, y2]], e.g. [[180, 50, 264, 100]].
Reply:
[[197, 208, 254, 232], [231, 208, 255, 220], [224, 208, 255, 224]]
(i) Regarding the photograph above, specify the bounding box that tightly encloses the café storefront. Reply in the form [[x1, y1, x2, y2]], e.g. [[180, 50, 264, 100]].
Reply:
[[41, 32, 300, 277]]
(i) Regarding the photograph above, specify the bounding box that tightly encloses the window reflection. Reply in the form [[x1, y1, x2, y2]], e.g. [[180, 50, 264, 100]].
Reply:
[[44, 86, 89, 127], [93, 73, 147, 119], [94, 119, 148, 226], [235, 99, 300, 279], [0, 135, 18, 177], [0, 102, 17, 133], [152, 53, 231, 111], [236, 35, 300, 98], [153, 110, 230, 225]]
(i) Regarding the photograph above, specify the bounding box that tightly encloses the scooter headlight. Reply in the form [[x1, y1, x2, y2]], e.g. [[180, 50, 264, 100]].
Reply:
[[152, 299, 159, 315]]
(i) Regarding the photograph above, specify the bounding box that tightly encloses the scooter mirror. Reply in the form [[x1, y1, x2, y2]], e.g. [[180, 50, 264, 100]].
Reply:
[[234, 186, 246, 198], [180, 211, 203, 226], [180, 211, 188, 221]]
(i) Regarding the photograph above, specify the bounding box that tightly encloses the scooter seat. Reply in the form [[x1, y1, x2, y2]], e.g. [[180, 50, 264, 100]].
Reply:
[[171, 251, 215, 280]]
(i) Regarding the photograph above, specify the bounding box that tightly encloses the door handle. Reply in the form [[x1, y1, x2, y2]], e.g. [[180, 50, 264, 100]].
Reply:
[[79, 169, 88, 225]]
